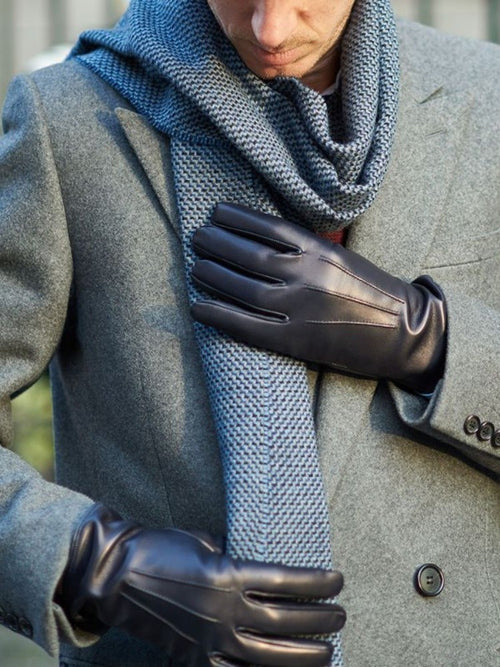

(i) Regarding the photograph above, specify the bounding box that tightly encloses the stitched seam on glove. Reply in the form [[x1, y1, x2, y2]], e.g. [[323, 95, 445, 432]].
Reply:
[[129, 568, 233, 593], [123, 583, 220, 623], [120, 590, 200, 644], [303, 283, 400, 315], [305, 319, 396, 327], [318, 256, 405, 302]]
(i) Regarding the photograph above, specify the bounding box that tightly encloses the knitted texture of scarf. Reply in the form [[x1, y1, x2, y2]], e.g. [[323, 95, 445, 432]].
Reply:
[[71, 1, 399, 663]]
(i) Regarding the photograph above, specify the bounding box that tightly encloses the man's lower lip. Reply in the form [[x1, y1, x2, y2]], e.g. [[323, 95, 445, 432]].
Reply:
[[251, 45, 302, 66]]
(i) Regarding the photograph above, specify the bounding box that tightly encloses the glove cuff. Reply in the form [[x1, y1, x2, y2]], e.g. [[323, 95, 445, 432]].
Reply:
[[404, 275, 447, 394], [55, 502, 140, 634]]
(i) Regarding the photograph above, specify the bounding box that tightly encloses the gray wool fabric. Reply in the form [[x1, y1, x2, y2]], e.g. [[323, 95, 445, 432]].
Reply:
[[69, 3, 399, 662]]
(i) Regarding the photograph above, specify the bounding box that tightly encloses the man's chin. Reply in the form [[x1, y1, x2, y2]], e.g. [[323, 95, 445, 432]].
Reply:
[[244, 59, 307, 83], [239, 49, 328, 90]]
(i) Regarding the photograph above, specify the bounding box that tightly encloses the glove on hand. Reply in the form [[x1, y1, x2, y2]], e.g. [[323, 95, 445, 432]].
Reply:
[[191, 203, 447, 394], [57, 503, 345, 667]]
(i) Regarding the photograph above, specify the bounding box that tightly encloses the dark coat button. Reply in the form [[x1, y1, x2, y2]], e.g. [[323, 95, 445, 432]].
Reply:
[[463, 414, 480, 435], [414, 563, 445, 597], [5, 613, 19, 632], [19, 617, 33, 638], [0, 606, 5, 624], [478, 421, 494, 442], [492, 430, 500, 449]]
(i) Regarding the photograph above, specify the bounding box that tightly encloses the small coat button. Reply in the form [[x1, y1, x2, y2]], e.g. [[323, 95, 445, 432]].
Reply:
[[5, 613, 19, 632], [492, 430, 500, 449], [463, 414, 480, 435], [19, 617, 33, 638], [478, 421, 494, 442], [414, 564, 445, 597]]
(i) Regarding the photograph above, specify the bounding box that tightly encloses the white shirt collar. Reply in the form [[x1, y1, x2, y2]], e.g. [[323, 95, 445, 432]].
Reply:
[[321, 70, 341, 97]]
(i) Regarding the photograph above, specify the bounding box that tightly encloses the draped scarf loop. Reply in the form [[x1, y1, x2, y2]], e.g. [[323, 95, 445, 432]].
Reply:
[[70, 1, 399, 664]]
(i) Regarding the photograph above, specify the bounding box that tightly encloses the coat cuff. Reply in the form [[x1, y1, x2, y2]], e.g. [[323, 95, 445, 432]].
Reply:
[[389, 284, 500, 474], [0, 448, 102, 658]]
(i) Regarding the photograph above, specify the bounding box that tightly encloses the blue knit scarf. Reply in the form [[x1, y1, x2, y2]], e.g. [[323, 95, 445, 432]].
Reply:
[[70, 1, 399, 664]]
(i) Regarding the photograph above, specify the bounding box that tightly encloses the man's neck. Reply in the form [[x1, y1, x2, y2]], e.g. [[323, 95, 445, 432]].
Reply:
[[299, 45, 341, 93]]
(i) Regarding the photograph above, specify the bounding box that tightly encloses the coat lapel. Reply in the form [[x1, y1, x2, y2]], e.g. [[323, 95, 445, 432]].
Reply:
[[346, 57, 474, 278], [316, 55, 475, 500], [115, 107, 181, 242]]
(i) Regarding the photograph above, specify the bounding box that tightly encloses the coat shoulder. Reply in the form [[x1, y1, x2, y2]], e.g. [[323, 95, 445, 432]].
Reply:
[[397, 18, 500, 100], [29, 59, 131, 117], [18, 60, 140, 171]]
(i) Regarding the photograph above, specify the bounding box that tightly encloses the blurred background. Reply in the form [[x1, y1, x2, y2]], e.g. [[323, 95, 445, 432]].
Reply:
[[1, 0, 500, 104], [0, 0, 499, 665]]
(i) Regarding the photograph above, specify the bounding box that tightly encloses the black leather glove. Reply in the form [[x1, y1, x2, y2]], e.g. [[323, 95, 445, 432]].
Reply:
[[191, 203, 447, 394], [57, 503, 345, 667]]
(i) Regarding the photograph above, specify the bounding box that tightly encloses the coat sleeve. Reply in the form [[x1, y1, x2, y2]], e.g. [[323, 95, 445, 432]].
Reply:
[[389, 283, 500, 476], [0, 74, 100, 658]]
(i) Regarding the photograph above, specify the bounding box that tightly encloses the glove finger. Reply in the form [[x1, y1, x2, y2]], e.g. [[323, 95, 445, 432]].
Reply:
[[192, 225, 294, 282], [208, 655, 243, 667], [244, 596, 346, 635], [213, 202, 311, 253], [192, 259, 287, 317], [239, 561, 344, 599], [235, 629, 334, 667], [191, 300, 288, 354]]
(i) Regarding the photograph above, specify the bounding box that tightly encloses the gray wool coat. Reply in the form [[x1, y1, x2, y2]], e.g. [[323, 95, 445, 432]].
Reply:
[[0, 19, 498, 667]]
